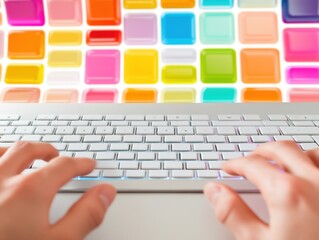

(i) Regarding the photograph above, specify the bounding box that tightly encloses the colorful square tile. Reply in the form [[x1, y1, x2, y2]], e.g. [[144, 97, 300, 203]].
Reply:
[[49, 30, 82, 46], [161, 88, 196, 103], [86, 0, 121, 26], [83, 89, 118, 103], [286, 67, 319, 84], [201, 49, 237, 84], [239, 12, 278, 44], [200, 0, 234, 8], [202, 88, 237, 102], [282, 0, 319, 23], [43, 89, 78, 103], [8, 31, 45, 59], [238, 0, 277, 8], [242, 88, 282, 102], [241, 49, 281, 83], [161, 13, 196, 45], [4, 0, 45, 26], [86, 30, 122, 46], [124, 14, 157, 45], [124, 0, 157, 9], [200, 12, 235, 44], [161, 0, 195, 8], [5, 64, 44, 84], [47, 0, 82, 26], [162, 66, 196, 84], [0, 30, 3, 59], [48, 50, 82, 67], [124, 49, 158, 84], [289, 88, 319, 102], [85, 50, 120, 84], [0, 88, 40, 103], [123, 88, 157, 103], [284, 28, 319, 62]]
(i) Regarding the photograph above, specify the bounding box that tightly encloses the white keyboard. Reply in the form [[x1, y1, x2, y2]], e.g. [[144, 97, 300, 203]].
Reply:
[[1, 103, 318, 193]]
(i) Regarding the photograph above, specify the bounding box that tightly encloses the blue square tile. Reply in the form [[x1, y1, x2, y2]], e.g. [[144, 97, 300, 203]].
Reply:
[[282, 0, 319, 23], [200, 0, 234, 8], [161, 13, 196, 45]]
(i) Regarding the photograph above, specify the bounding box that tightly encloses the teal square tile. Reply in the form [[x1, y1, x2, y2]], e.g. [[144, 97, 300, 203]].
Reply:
[[200, 13, 235, 44]]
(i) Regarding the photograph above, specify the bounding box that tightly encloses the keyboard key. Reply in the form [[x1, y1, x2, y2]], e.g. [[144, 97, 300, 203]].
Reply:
[[0, 135, 21, 142], [96, 161, 118, 169], [167, 115, 190, 121], [238, 127, 258, 135], [196, 127, 214, 135], [180, 152, 198, 161], [34, 126, 55, 135], [145, 115, 165, 121], [62, 135, 82, 143], [217, 127, 236, 135], [37, 115, 56, 120], [58, 115, 79, 120], [251, 136, 272, 143], [137, 152, 155, 161], [51, 121, 69, 126], [68, 143, 88, 151], [131, 121, 149, 126], [172, 144, 191, 152], [238, 143, 258, 152], [201, 152, 220, 161], [184, 136, 205, 143], [177, 127, 194, 135], [292, 121, 314, 126], [158, 153, 177, 160], [259, 127, 280, 135], [218, 115, 241, 121], [170, 121, 190, 126], [193, 144, 214, 152], [222, 152, 243, 160], [186, 161, 206, 170], [82, 115, 103, 121], [216, 144, 236, 152], [51, 143, 66, 151], [0, 115, 20, 120], [76, 127, 94, 135], [124, 135, 143, 143], [116, 127, 134, 135], [42, 135, 61, 142], [102, 170, 123, 178], [157, 127, 175, 135], [136, 127, 155, 135], [110, 143, 130, 151], [280, 127, 319, 135], [268, 115, 287, 121], [209, 161, 224, 169], [219, 170, 242, 179], [105, 115, 125, 121], [293, 136, 314, 143], [111, 121, 129, 126], [149, 170, 169, 178], [15, 126, 35, 134], [228, 136, 249, 143], [262, 121, 288, 126], [145, 136, 162, 143], [104, 136, 122, 142], [125, 115, 145, 121], [83, 135, 103, 143], [21, 135, 42, 142], [56, 127, 75, 135], [71, 121, 89, 126], [300, 143, 318, 151], [164, 162, 183, 170], [89, 143, 108, 151], [273, 136, 294, 141], [172, 170, 194, 178], [191, 115, 209, 121], [119, 161, 139, 170], [11, 121, 31, 126], [206, 135, 226, 143], [95, 152, 115, 161], [74, 152, 94, 158], [213, 121, 263, 126], [164, 136, 182, 143], [132, 144, 149, 151], [197, 170, 218, 178], [141, 162, 161, 170], [32, 121, 50, 126], [118, 152, 135, 160], [243, 115, 261, 121], [96, 127, 114, 135], [126, 170, 146, 178]]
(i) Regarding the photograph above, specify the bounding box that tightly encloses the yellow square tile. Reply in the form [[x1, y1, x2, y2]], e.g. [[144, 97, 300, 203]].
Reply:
[[161, 0, 195, 8], [124, 0, 157, 9], [124, 49, 158, 84], [48, 50, 82, 67], [5, 64, 44, 84], [49, 30, 82, 46]]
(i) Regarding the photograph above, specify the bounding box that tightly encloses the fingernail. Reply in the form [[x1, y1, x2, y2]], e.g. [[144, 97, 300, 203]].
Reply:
[[207, 184, 222, 204], [99, 189, 111, 208]]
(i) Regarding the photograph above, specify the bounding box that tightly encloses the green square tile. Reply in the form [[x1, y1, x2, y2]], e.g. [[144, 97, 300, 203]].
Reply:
[[200, 13, 235, 44], [201, 49, 237, 84]]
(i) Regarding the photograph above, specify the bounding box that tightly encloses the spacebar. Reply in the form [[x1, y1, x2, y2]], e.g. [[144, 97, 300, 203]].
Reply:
[[60, 179, 258, 193]]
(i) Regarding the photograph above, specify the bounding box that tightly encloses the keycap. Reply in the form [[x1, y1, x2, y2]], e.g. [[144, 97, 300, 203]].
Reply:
[[126, 170, 146, 178], [228, 136, 249, 143], [206, 135, 226, 143], [185, 136, 205, 143], [197, 170, 218, 178], [105, 115, 125, 121], [80, 170, 101, 178], [119, 161, 139, 170], [51, 143, 67, 151], [124, 135, 143, 143], [170, 121, 190, 126], [51, 121, 69, 126], [116, 127, 134, 135], [21, 135, 42, 142], [300, 143, 318, 151], [74, 152, 94, 158], [238, 127, 258, 135], [167, 115, 190, 121], [149, 170, 169, 178], [71, 121, 89, 126], [164, 136, 182, 143], [89, 143, 108, 151], [32, 121, 50, 126], [132, 144, 149, 151], [42, 135, 61, 142], [58, 115, 79, 120], [218, 115, 241, 121], [95, 152, 115, 161], [292, 121, 314, 126], [0, 135, 21, 142], [96, 161, 118, 169], [180, 152, 198, 161], [186, 162, 206, 170], [136, 127, 155, 135], [62, 135, 82, 143], [219, 170, 242, 179], [222, 152, 243, 160], [96, 126, 114, 135], [274, 136, 294, 141], [0, 127, 16, 134], [238, 144, 258, 152], [110, 143, 130, 151], [216, 144, 236, 152], [145, 136, 162, 143], [137, 152, 155, 161], [293, 136, 314, 143], [145, 115, 165, 121], [259, 127, 280, 135], [0, 115, 20, 120], [251, 136, 272, 143], [83, 135, 103, 143], [37, 115, 56, 120], [102, 170, 123, 178], [68, 143, 88, 151], [213, 121, 263, 126], [56, 127, 75, 135], [164, 162, 183, 170], [172, 144, 191, 152], [75, 127, 94, 135], [177, 127, 194, 135], [158, 152, 177, 160], [191, 115, 209, 121], [196, 127, 214, 135], [280, 127, 319, 135], [34, 126, 55, 135], [118, 152, 135, 160], [172, 170, 194, 178], [201, 152, 220, 161], [268, 115, 287, 121], [125, 115, 145, 121], [217, 127, 236, 135], [243, 115, 261, 121], [193, 144, 214, 152], [15, 126, 35, 134], [263, 121, 288, 126], [141, 162, 161, 170], [104, 136, 122, 142], [11, 121, 31, 126], [111, 121, 129, 126], [157, 127, 175, 135], [82, 115, 103, 121]]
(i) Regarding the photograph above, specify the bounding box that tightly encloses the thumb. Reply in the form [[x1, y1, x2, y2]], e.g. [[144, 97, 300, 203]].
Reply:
[[204, 183, 267, 240], [53, 184, 116, 239]]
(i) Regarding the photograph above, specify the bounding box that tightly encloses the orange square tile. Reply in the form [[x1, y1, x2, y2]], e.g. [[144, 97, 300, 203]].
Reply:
[[241, 49, 281, 84], [242, 88, 282, 102], [123, 88, 157, 103], [161, 0, 195, 8], [8, 31, 45, 59], [86, 0, 121, 26], [0, 88, 40, 103]]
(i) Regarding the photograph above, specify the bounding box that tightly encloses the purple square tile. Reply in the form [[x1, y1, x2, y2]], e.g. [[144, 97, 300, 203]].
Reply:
[[124, 14, 157, 45]]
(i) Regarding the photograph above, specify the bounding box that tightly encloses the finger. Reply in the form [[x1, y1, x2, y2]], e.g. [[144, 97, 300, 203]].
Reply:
[[222, 154, 285, 198], [306, 148, 319, 167], [0, 142, 58, 177], [204, 183, 267, 240], [0, 147, 8, 157], [36, 157, 95, 200], [254, 141, 316, 177], [52, 184, 116, 240]]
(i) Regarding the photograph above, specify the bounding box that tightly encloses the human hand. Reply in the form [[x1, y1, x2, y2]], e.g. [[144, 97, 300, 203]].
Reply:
[[0, 141, 116, 240], [204, 141, 319, 240]]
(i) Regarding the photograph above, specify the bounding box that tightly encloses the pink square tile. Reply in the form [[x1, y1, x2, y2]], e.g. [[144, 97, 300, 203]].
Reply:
[[85, 50, 120, 84], [43, 89, 79, 103], [48, 0, 82, 26], [82, 89, 118, 102]]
